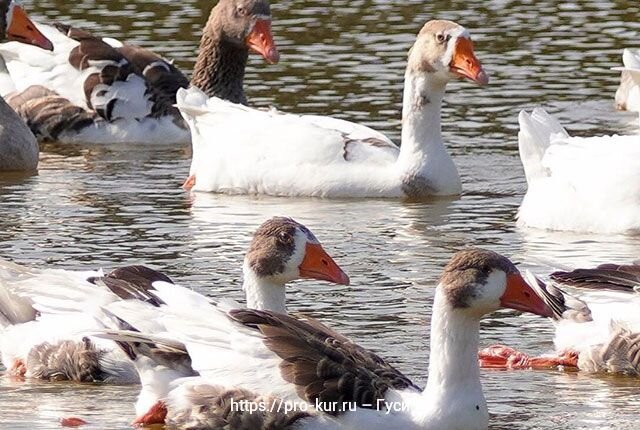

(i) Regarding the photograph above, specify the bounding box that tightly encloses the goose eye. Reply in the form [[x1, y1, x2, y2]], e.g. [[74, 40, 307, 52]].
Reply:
[[278, 231, 290, 242], [237, 6, 247, 16], [436, 33, 447, 43]]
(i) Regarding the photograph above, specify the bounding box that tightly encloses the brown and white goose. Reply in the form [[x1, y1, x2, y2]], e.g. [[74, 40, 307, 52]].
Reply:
[[104, 248, 552, 429], [0, 217, 347, 386], [0, 0, 279, 144], [0, 1, 52, 171]]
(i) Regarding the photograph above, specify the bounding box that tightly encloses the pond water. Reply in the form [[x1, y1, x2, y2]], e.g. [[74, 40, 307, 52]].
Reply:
[[0, 0, 639, 429]]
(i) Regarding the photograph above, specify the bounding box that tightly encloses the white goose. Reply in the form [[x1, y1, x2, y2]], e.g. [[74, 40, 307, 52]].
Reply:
[[479, 262, 640, 376], [177, 19, 488, 198], [103, 248, 552, 429], [517, 108, 640, 234], [613, 48, 640, 116], [0, 1, 52, 171], [0, 0, 278, 144], [0, 217, 348, 384]]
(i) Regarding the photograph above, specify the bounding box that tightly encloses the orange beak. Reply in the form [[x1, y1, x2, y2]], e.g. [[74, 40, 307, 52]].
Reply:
[[5, 4, 53, 51], [500, 273, 554, 318], [245, 19, 279, 64], [449, 37, 488, 85], [299, 243, 350, 285]]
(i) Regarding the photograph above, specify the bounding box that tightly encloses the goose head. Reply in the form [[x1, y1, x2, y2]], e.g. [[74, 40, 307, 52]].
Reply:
[[0, 0, 52, 50], [208, 0, 279, 64], [408, 20, 488, 87], [244, 217, 350, 287], [438, 248, 553, 318]]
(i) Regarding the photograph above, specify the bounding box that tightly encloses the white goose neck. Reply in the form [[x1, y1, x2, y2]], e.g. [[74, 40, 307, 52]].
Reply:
[[398, 72, 447, 165], [242, 267, 287, 314], [418, 287, 487, 428], [395, 72, 461, 196]]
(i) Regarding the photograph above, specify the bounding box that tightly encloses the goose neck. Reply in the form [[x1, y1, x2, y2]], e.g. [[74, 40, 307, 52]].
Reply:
[[190, 30, 248, 105], [421, 287, 486, 422], [397, 72, 447, 164], [242, 266, 287, 314]]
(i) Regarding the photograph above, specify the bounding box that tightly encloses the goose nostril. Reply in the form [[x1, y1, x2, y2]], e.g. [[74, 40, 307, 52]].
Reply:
[[524, 291, 531, 298], [321, 259, 329, 266]]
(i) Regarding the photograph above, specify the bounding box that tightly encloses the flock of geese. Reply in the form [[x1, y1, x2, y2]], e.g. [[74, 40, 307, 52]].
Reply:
[[0, 0, 639, 429]]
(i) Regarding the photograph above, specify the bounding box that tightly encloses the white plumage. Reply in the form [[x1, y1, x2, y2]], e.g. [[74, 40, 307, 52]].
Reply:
[[614, 48, 640, 116], [517, 108, 640, 234]]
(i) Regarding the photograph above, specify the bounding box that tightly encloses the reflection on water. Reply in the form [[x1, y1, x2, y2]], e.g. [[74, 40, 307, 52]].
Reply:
[[0, 0, 639, 429]]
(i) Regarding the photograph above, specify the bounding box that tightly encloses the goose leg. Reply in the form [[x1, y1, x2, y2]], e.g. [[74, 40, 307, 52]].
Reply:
[[479, 344, 579, 370], [182, 175, 196, 190]]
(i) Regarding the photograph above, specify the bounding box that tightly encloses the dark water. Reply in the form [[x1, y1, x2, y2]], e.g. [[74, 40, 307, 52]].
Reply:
[[0, 1, 639, 428]]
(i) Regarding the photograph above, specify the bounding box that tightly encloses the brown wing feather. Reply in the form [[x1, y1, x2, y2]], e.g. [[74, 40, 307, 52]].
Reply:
[[116, 44, 189, 118], [87, 265, 173, 307], [6, 85, 98, 141], [551, 263, 640, 292], [229, 309, 420, 416]]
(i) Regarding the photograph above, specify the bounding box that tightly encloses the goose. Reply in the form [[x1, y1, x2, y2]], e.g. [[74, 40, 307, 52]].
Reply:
[[0, 1, 52, 172], [177, 19, 488, 198], [0, 217, 348, 384], [613, 48, 640, 115], [480, 262, 640, 375], [101, 248, 552, 429], [516, 108, 640, 234], [0, 0, 279, 144]]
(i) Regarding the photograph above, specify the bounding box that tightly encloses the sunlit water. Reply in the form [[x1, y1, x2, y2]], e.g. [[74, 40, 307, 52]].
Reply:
[[0, 1, 639, 429]]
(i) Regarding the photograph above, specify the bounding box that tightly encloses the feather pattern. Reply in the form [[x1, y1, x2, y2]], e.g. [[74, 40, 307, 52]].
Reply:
[[0, 22, 189, 144]]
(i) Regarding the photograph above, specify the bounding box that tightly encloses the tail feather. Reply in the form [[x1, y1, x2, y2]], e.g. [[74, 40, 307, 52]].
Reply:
[[622, 48, 640, 75], [88, 265, 173, 307], [517, 108, 569, 184], [525, 271, 592, 322]]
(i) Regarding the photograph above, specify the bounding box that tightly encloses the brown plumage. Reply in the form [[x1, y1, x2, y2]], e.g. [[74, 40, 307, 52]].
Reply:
[[244, 217, 304, 278], [26, 337, 108, 382], [191, 0, 273, 105], [6, 85, 98, 141], [229, 309, 419, 416], [439, 248, 519, 309], [88, 264, 173, 307], [0, 0, 8, 38], [166, 384, 311, 430]]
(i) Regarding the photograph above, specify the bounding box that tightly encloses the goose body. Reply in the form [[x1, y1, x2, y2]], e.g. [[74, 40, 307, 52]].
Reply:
[[480, 263, 640, 376], [0, 1, 53, 171], [103, 248, 552, 429], [0, 217, 347, 387], [0, 0, 279, 144], [614, 48, 640, 115], [178, 20, 488, 198], [517, 108, 640, 234]]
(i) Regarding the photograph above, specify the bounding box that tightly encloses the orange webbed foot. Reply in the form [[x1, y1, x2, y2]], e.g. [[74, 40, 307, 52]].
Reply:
[[182, 175, 196, 191], [60, 417, 88, 427], [132, 401, 167, 426]]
